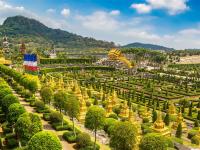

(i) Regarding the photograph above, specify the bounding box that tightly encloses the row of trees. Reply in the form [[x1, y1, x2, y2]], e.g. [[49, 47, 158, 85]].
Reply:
[[0, 76, 62, 150], [0, 65, 38, 93]]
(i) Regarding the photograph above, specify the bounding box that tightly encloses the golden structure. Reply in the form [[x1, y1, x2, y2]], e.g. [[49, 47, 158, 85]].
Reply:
[[83, 89, 89, 101], [168, 102, 177, 116], [119, 101, 129, 118], [152, 111, 171, 136], [108, 48, 133, 68], [0, 39, 11, 65], [172, 111, 187, 132], [0, 57, 12, 65], [99, 87, 104, 100], [58, 76, 64, 90], [142, 105, 151, 120], [78, 97, 87, 123], [128, 107, 137, 125], [106, 96, 114, 117], [111, 90, 118, 106]]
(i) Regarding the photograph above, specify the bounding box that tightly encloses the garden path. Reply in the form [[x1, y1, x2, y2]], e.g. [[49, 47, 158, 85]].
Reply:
[[12, 90, 75, 150]]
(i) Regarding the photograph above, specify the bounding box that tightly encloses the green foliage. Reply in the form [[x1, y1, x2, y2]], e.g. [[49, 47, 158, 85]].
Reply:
[[40, 86, 53, 105], [7, 103, 26, 125], [164, 113, 170, 126], [2, 94, 19, 114], [85, 106, 106, 131], [108, 113, 118, 120], [175, 123, 182, 138], [1, 16, 115, 49], [191, 135, 200, 145], [188, 129, 199, 139], [53, 90, 67, 113], [152, 111, 157, 123], [194, 120, 199, 128], [65, 94, 80, 119], [85, 106, 105, 150], [197, 111, 200, 120], [139, 133, 169, 150], [0, 65, 38, 93], [77, 132, 91, 148], [27, 131, 62, 150], [104, 118, 118, 135], [0, 88, 12, 104], [63, 131, 77, 143], [49, 111, 63, 123], [110, 121, 138, 150], [15, 113, 43, 143]]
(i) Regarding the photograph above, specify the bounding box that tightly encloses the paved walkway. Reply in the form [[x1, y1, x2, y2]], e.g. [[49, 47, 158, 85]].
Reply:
[[12, 90, 75, 150]]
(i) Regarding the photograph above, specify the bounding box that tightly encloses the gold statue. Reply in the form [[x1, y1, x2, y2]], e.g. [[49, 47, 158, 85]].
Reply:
[[108, 48, 133, 68], [152, 111, 171, 136], [119, 101, 129, 118], [173, 111, 187, 132], [168, 102, 177, 116]]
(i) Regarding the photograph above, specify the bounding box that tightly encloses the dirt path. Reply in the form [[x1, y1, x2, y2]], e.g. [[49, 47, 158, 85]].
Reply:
[[12, 90, 75, 150]]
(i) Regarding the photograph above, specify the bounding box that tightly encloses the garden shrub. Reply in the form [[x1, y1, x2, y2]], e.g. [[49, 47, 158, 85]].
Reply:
[[7, 138, 18, 149], [77, 132, 91, 148], [108, 113, 118, 120], [21, 89, 32, 98], [43, 113, 51, 121], [188, 129, 199, 139], [50, 111, 63, 123], [104, 118, 117, 134], [170, 137, 183, 144], [139, 133, 169, 150], [63, 131, 77, 143], [191, 136, 200, 145], [34, 101, 45, 111], [27, 131, 62, 150]]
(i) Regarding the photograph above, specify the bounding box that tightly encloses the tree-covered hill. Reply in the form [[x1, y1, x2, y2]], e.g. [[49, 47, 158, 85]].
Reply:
[[0, 16, 116, 49], [122, 42, 174, 51]]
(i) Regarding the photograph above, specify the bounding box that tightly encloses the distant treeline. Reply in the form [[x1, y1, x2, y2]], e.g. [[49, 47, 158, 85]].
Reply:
[[40, 66, 115, 74], [39, 58, 95, 64]]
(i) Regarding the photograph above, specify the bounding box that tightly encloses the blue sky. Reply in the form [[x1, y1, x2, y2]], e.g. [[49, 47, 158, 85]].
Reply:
[[1, 0, 200, 49]]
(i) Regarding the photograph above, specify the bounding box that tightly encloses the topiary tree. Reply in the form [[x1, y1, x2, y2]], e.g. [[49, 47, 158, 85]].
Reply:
[[152, 110, 157, 123], [194, 120, 199, 128], [188, 102, 193, 117], [15, 113, 43, 145], [77, 132, 91, 149], [27, 131, 62, 150], [85, 106, 105, 150], [176, 123, 182, 138], [0, 88, 12, 104], [110, 121, 138, 150], [2, 94, 19, 115], [139, 133, 168, 150], [7, 103, 26, 132], [197, 111, 200, 120], [49, 111, 63, 123], [164, 113, 170, 126], [65, 94, 80, 137], [54, 90, 67, 113], [40, 86, 53, 106], [191, 135, 200, 145]]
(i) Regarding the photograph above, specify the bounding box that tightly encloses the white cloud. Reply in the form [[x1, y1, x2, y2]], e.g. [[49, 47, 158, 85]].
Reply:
[[109, 10, 120, 16], [61, 8, 70, 17], [46, 8, 56, 13], [76, 11, 120, 31], [0, 0, 199, 49], [131, 0, 189, 15], [131, 4, 152, 14]]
